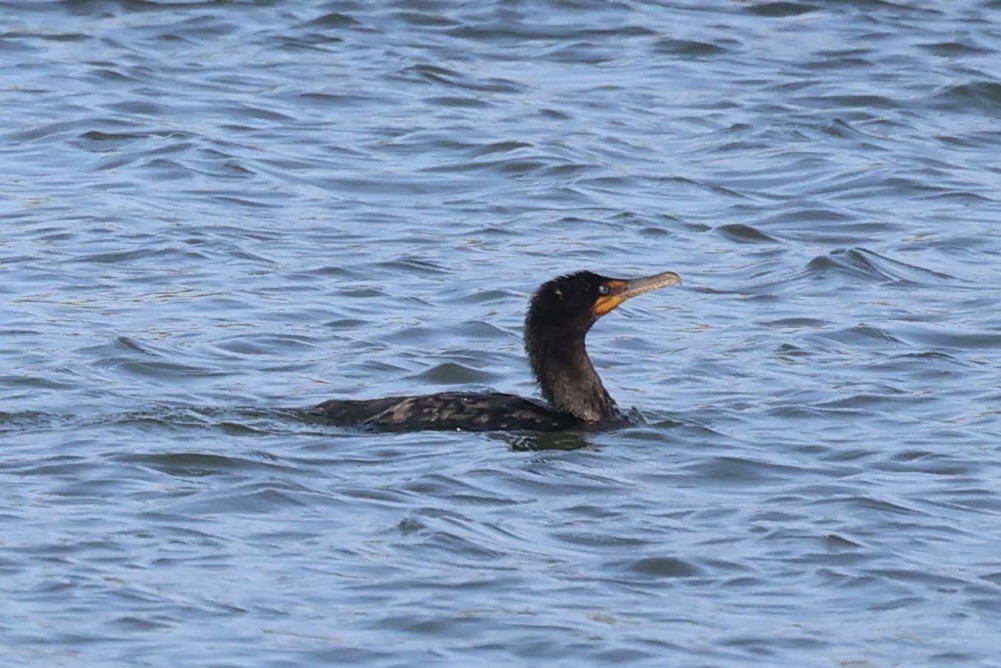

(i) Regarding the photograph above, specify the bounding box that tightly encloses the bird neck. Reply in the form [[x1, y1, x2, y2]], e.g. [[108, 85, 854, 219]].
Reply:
[[527, 331, 617, 422]]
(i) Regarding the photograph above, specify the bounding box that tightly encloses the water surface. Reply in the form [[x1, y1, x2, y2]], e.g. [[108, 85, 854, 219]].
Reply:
[[3, 1, 1001, 665]]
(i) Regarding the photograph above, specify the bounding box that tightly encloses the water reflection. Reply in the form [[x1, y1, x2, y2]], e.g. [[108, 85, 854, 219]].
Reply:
[[501, 429, 592, 452]]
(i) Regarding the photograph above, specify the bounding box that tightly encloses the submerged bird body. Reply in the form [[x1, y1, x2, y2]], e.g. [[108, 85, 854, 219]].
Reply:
[[311, 392, 579, 432], [310, 269, 680, 432]]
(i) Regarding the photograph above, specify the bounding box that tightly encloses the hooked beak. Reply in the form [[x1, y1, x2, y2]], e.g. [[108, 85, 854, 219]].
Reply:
[[593, 270, 682, 317]]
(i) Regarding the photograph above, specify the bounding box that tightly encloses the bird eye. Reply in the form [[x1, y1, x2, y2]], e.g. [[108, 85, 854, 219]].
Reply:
[[598, 284, 610, 296]]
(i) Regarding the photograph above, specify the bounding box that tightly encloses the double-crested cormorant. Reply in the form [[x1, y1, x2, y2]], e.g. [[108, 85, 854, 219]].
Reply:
[[309, 269, 681, 432]]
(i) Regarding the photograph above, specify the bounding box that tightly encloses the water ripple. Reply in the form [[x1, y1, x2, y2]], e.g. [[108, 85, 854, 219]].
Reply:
[[3, 0, 1001, 665]]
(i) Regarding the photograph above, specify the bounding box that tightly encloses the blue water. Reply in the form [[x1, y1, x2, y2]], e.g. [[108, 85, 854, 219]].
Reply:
[[3, 1, 1000, 665]]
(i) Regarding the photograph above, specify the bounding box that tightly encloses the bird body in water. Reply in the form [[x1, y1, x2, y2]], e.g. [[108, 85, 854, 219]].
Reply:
[[310, 269, 681, 432]]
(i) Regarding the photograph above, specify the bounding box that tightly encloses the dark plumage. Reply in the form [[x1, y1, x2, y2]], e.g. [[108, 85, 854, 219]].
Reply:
[[309, 269, 681, 432]]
